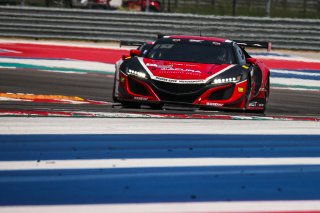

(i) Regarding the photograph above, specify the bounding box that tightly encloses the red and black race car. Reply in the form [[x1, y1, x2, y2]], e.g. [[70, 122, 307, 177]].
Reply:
[[113, 35, 271, 113], [122, 0, 162, 12]]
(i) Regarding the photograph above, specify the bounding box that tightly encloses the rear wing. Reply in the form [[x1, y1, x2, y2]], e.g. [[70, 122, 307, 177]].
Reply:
[[120, 34, 161, 47], [120, 41, 145, 47], [235, 41, 272, 52], [119, 40, 154, 56]]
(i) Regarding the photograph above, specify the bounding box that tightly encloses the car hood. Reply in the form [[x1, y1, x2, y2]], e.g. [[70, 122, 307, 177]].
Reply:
[[142, 58, 234, 81]]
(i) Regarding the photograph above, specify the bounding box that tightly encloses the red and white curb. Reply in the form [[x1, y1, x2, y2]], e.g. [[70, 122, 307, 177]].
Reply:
[[0, 109, 318, 121]]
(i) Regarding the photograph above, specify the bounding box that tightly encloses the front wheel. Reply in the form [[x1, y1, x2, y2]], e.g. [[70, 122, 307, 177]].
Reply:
[[247, 75, 269, 114], [244, 76, 251, 110], [112, 72, 118, 102], [261, 75, 270, 113]]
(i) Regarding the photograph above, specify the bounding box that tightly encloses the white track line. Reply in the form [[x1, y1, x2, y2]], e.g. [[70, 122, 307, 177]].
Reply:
[[0, 58, 115, 73], [1, 158, 320, 171], [255, 55, 320, 63], [271, 69, 320, 76], [271, 77, 320, 88], [1, 118, 320, 135], [1, 200, 320, 213]]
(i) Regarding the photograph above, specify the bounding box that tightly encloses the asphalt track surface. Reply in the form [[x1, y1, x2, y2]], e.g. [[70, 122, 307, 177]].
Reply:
[[0, 68, 319, 117]]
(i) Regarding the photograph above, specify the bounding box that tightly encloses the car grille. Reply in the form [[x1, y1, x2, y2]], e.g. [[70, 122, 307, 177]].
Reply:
[[152, 80, 204, 94], [208, 85, 234, 100], [128, 77, 149, 96]]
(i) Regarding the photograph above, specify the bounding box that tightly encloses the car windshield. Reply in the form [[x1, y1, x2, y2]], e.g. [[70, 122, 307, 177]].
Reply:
[[138, 43, 153, 56], [146, 39, 236, 64]]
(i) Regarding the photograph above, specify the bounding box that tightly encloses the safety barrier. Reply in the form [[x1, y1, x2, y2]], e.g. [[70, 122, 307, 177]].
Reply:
[[0, 6, 320, 50]]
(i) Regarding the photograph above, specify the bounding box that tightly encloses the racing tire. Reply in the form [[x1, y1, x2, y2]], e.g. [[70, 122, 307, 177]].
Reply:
[[247, 75, 270, 114], [244, 76, 251, 110], [261, 75, 270, 113], [112, 73, 118, 102]]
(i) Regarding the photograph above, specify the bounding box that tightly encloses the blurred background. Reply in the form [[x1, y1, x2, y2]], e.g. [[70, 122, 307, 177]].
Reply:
[[0, 0, 319, 19]]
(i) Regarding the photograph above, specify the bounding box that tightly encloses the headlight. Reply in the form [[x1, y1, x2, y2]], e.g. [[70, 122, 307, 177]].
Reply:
[[127, 68, 147, 79], [211, 76, 241, 84]]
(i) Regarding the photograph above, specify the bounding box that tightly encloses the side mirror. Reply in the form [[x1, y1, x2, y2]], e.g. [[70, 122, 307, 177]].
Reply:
[[246, 58, 257, 64], [130, 49, 141, 57], [122, 54, 130, 60]]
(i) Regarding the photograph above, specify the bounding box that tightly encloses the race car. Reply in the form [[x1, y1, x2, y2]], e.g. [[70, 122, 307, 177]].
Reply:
[[113, 35, 271, 113], [122, 0, 162, 12]]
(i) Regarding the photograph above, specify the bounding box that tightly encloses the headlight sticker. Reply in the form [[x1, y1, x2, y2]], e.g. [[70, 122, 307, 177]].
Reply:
[[127, 68, 147, 79]]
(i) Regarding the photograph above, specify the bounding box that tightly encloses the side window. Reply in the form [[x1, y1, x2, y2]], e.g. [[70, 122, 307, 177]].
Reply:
[[234, 45, 246, 65]]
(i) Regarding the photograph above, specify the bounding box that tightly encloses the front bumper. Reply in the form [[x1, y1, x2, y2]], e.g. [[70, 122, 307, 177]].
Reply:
[[116, 72, 248, 110]]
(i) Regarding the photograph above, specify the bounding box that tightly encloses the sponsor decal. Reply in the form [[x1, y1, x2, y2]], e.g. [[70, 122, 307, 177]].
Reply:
[[249, 102, 265, 107], [155, 76, 205, 84], [146, 63, 158, 67], [206, 102, 224, 107], [178, 79, 205, 83], [158, 65, 173, 69], [134, 97, 148, 101], [189, 39, 202, 42], [146, 63, 201, 74], [146, 63, 173, 69], [160, 67, 201, 74], [155, 76, 178, 83]]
